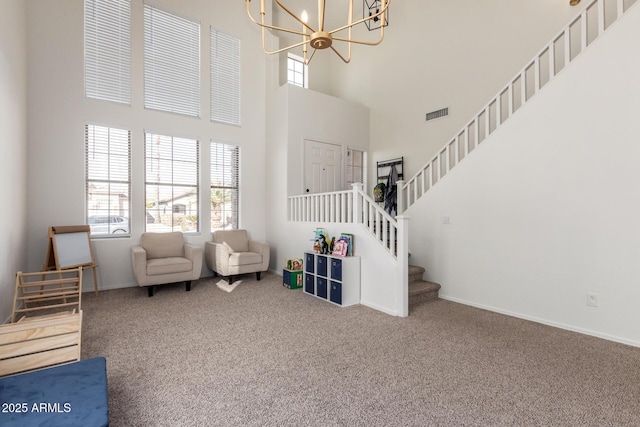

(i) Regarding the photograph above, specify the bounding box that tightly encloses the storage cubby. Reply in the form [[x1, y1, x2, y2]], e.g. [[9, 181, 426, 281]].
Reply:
[[303, 252, 360, 307]]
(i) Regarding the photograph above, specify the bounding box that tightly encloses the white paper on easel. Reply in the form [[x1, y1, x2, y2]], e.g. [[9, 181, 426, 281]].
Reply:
[[54, 232, 93, 268]]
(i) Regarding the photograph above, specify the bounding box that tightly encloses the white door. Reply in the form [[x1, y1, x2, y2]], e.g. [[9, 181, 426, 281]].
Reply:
[[304, 140, 342, 194]]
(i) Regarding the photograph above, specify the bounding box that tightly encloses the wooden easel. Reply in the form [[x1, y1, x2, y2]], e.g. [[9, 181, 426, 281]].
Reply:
[[43, 225, 99, 294]]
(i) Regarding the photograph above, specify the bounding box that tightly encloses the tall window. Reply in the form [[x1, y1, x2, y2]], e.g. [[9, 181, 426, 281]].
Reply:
[[85, 125, 131, 236], [287, 54, 308, 88], [211, 28, 241, 126], [346, 148, 367, 190], [145, 133, 199, 233], [144, 5, 200, 117], [211, 142, 239, 231], [84, 0, 131, 104]]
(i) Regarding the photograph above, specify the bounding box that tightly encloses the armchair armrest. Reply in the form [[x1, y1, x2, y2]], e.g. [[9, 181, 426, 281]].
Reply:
[[205, 241, 231, 276], [131, 245, 148, 286], [183, 243, 203, 280], [248, 240, 270, 271]]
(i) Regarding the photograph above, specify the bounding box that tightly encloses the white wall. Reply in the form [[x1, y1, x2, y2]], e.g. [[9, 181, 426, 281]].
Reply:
[[265, 84, 369, 273], [329, 0, 595, 193], [26, 0, 268, 290], [406, 4, 640, 346], [0, 0, 28, 321]]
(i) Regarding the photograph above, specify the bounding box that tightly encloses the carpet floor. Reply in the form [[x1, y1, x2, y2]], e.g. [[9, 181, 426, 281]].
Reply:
[[81, 272, 640, 426]]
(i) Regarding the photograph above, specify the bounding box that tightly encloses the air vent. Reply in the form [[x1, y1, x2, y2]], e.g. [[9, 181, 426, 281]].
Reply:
[[425, 107, 449, 122]]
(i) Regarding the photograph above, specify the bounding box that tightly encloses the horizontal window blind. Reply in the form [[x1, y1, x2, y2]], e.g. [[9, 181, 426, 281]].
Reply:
[[211, 142, 239, 230], [211, 28, 241, 125], [145, 133, 199, 233], [85, 0, 131, 104], [85, 124, 131, 236], [144, 5, 200, 117]]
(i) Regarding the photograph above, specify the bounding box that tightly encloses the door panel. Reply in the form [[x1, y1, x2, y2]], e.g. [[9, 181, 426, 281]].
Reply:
[[304, 140, 342, 194]]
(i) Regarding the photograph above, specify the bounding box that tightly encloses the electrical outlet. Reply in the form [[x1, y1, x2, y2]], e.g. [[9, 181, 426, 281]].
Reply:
[[587, 292, 599, 307]]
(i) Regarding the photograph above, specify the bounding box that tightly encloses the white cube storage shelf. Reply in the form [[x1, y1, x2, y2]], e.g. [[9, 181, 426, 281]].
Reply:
[[303, 252, 360, 307]]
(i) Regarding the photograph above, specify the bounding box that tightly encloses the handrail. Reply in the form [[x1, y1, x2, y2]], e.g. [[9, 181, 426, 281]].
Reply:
[[354, 185, 399, 257], [400, 0, 635, 213], [288, 189, 354, 223], [288, 184, 401, 258]]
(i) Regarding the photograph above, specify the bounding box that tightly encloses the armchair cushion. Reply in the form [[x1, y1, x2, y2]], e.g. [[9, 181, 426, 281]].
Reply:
[[147, 257, 193, 276], [205, 230, 270, 280], [222, 241, 236, 253], [214, 229, 249, 252], [141, 231, 184, 259], [229, 252, 262, 267]]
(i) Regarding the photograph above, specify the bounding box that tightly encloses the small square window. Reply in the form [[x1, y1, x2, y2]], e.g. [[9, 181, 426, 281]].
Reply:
[[287, 54, 308, 88]]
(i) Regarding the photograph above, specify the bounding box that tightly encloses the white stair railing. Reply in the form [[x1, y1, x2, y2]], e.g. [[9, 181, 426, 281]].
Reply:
[[399, 0, 637, 213], [288, 183, 409, 316], [288, 184, 403, 258], [289, 190, 354, 223]]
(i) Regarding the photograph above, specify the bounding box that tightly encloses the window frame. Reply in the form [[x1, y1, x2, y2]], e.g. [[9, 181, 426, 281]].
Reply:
[[85, 124, 132, 238], [144, 132, 200, 234], [84, 0, 131, 104], [211, 27, 241, 126], [287, 53, 308, 88], [210, 141, 240, 231], [143, 4, 201, 118], [346, 147, 367, 191]]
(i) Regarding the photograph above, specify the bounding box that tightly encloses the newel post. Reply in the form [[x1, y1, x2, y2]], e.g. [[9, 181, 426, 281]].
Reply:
[[352, 183, 363, 224], [396, 180, 405, 215], [395, 214, 409, 317]]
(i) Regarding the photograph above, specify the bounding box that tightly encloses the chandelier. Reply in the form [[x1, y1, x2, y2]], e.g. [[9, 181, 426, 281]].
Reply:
[[245, 0, 390, 65]]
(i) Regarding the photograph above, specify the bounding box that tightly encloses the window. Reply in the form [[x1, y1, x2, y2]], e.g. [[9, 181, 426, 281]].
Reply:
[[287, 54, 308, 88], [85, 125, 131, 236], [211, 142, 239, 231], [145, 133, 199, 233], [211, 28, 241, 125], [84, 0, 131, 104], [144, 5, 200, 117], [346, 148, 367, 190]]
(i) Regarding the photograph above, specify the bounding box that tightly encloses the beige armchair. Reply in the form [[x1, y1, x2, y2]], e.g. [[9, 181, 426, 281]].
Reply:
[[205, 229, 270, 284], [131, 232, 203, 297]]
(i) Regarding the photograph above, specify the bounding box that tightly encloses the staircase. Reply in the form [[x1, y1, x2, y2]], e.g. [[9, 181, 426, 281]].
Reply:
[[286, 0, 638, 318], [398, 0, 638, 214], [408, 265, 440, 308]]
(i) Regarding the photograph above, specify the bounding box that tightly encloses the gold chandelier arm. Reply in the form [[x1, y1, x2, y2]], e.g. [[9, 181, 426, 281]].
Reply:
[[329, 44, 351, 64], [329, 0, 390, 35], [304, 48, 318, 65], [273, 0, 317, 34], [318, 0, 326, 30], [246, 0, 315, 36], [263, 36, 311, 55], [333, 27, 385, 46]]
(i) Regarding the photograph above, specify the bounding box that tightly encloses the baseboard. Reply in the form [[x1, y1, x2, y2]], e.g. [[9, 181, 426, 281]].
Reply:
[[439, 295, 640, 348], [83, 282, 136, 292], [359, 299, 398, 317]]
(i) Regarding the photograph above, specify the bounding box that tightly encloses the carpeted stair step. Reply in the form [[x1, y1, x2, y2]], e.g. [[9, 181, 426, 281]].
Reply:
[[409, 280, 441, 306], [408, 265, 425, 284], [408, 264, 440, 306]]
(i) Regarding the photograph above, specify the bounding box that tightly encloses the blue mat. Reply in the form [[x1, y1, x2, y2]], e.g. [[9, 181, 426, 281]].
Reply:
[[0, 357, 109, 427]]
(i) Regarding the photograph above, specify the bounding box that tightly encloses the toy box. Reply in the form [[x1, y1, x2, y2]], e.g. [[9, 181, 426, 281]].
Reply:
[[284, 258, 303, 271], [283, 269, 303, 289]]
